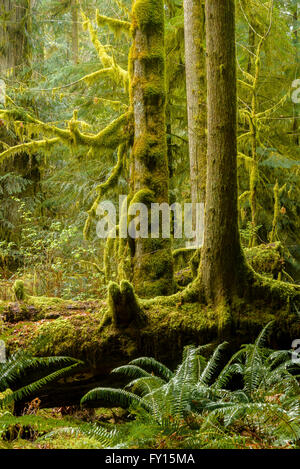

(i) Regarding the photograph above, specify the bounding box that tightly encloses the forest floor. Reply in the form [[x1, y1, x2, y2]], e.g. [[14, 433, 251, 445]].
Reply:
[[0, 243, 299, 449]]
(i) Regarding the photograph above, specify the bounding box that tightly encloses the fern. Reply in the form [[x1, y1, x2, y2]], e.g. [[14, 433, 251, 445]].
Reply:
[[81, 387, 152, 413], [39, 423, 118, 448], [111, 365, 152, 380], [0, 352, 81, 408], [128, 357, 173, 381]]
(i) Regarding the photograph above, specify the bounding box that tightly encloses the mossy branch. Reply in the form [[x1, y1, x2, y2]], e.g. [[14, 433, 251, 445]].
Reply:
[[0, 137, 59, 164], [81, 10, 129, 89], [0, 109, 72, 144], [71, 111, 133, 149], [96, 10, 131, 37], [0, 109, 132, 159]]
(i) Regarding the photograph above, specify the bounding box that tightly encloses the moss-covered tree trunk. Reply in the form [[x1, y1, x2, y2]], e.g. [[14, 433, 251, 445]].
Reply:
[[183, 0, 206, 228], [199, 0, 248, 304], [129, 0, 174, 297]]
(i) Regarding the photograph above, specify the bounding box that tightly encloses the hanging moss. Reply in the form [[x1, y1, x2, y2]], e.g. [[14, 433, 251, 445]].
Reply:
[[71, 111, 133, 149], [0, 137, 59, 164]]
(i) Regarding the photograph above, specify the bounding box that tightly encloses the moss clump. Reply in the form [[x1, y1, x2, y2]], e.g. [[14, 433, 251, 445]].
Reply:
[[245, 242, 284, 278], [108, 280, 140, 328], [174, 268, 193, 287], [26, 295, 73, 311], [172, 247, 195, 271], [132, 0, 164, 32], [12, 280, 25, 301]]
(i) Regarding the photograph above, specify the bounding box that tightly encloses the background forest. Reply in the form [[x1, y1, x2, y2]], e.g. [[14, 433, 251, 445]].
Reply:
[[0, 0, 299, 451]]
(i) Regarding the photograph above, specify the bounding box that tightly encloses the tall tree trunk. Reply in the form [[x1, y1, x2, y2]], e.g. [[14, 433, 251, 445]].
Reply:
[[71, 0, 79, 65], [292, 3, 299, 146], [183, 0, 206, 239], [0, 0, 39, 246], [199, 0, 247, 304], [129, 0, 174, 297], [0, 0, 31, 76]]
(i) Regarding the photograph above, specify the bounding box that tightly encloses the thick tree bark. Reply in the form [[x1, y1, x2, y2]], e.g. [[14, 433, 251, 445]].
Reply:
[[129, 0, 174, 297], [199, 0, 247, 304], [0, 0, 31, 76], [183, 0, 206, 233]]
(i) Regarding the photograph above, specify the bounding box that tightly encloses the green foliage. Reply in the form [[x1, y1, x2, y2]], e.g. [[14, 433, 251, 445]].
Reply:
[[36, 421, 118, 448], [79, 323, 300, 448], [0, 352, 81, 408]]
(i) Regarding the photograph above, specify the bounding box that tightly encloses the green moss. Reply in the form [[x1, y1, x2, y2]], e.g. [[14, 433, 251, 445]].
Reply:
[[129, 188, 155, 207], [269, 181, 286, 244], [245, 242, 284, 278], [132, 0, 164, 32], [81, 10, 128, 88], [96, 10, 131, 37], [132, 238, 175, 298], [128, 0, 173, 297], [174, 268, 193, 287], [27, 295, 72, 308], [27, 312, 107, 367], [190, 249, 201, 277], [1, 283, 299, 388], [104, 233, 117, 282], [12, 280, 25, 301], [84, 143, 128, 240], [108, 280, 140, 328]]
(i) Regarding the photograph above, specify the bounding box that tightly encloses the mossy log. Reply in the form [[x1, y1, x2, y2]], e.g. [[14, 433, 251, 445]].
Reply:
[[1, 282, 299, 409]]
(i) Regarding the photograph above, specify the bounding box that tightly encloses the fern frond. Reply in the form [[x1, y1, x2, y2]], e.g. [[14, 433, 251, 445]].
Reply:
[[129, 357, 173, 381], [111, 365, 152, 380], [0, 363, 81, 406], [80, 387, 152, 413], [200, 342, 228, 386]]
